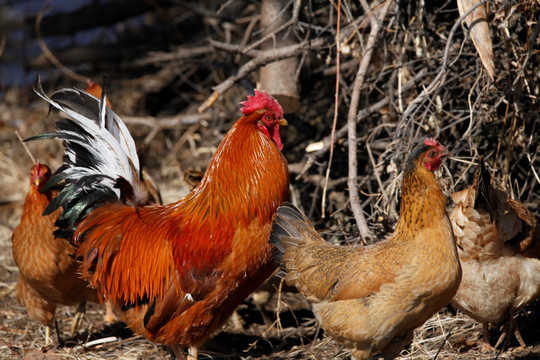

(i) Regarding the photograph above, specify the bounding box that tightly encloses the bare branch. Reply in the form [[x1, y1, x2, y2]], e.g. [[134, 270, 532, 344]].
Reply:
[[346, 0, 392, 241]]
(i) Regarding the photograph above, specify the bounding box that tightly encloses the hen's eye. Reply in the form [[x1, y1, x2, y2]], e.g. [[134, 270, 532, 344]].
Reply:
[[265, 115, 272, 121], [428, 150, 438, 158]]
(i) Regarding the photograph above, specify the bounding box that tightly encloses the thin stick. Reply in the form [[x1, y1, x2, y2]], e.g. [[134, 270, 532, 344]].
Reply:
[[379, 0, 488, 171], [298, 69, 427, 178], [321, 0, 342, 219], [198, 42, 310, 113], [398, 0, 488, 131], [15, 131, 37, 164], [200, 17, 366, 112], [35, 1, 88, 83], [345, 0, 391, 240]]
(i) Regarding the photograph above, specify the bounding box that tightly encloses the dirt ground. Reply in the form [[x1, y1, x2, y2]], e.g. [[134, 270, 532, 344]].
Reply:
[[3, 231, 540, 360], [1, 0, 539, 359]]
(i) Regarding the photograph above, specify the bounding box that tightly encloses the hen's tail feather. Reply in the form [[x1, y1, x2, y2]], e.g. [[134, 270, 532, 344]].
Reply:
[[472, 158, 494, 218], [26, 76, 148, 238], [270, 203, 320, 265]]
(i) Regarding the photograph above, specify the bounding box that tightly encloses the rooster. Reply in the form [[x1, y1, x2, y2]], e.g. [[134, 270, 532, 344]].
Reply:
[[28, 81, 290, 359], [450, 159, 540, 351], [11, 162, 99, 344], [271, 139, 461, 359]]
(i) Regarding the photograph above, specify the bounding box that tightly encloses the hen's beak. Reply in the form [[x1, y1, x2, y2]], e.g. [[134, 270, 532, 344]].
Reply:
[[279, 118, 288, 126]]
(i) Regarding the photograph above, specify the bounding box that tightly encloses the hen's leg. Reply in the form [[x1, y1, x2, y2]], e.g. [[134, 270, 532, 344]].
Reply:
[[509, 314, 526, 348], [494, 311, 525, 349], [70, 301, 87, 335], [479, 323, 494, 352], [351, 349, 371, 360]]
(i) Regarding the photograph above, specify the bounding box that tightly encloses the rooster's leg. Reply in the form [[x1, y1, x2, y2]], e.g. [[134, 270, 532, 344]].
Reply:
[[187, 346, 198, 360], [44, 324, 52, 346], [103, 300, 117, 323], [252, 290, 273, 325], [171, 345, 186, 359], [70, 301, 87, 335], [229, 310, 244, 331]]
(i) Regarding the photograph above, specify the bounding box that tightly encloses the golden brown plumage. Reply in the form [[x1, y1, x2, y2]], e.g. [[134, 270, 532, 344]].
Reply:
[[450, 160, 540, 351], [11, 163, 99, 344], [31, 87, 290, 359], [271, 139, 461, 359]]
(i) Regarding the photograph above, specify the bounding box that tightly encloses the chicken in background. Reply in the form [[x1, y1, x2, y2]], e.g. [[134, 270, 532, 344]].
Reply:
[[28, 83, 290, 359], [85, 79, 111, 108], [271, 139, 461, 360], [11, 162, 101, 344], [450, 159, 540, 351]]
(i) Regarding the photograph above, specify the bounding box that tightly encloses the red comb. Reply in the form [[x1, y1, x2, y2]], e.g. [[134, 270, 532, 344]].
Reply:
[[240, 90, 283, 119], [425, 138, 441, 147]]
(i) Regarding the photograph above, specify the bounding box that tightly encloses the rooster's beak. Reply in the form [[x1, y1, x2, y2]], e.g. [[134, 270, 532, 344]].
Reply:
[[279, 118, 288, 126]]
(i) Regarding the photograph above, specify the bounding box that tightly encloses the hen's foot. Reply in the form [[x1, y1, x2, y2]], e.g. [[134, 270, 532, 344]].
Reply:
[[70, 301, 87, 335]]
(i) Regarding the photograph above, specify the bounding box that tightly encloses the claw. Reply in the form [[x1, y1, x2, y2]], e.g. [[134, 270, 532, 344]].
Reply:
[[70, 301, 87, 335]]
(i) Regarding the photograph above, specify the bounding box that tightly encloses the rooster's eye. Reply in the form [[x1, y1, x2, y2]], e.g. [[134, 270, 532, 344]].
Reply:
[[428, 150, 438, 158], [265, 115, 272, 122]]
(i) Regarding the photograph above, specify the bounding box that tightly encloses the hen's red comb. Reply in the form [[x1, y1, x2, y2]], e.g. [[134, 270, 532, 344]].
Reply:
[[240, 90, 283, 119], [424, 138, 440, 147]]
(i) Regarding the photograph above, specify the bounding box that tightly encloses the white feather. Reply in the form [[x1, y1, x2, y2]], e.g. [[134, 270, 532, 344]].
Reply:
[[34, 79, 145, 203]]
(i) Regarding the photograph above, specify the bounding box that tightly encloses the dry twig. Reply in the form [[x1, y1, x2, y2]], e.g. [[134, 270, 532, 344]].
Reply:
[[344, 0, 391, 241]]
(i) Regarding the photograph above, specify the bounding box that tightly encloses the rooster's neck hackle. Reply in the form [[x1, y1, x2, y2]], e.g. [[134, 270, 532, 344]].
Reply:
[[166, 109, 289, 274], [188, 111, 289, 224], [177, 112, 289, 232]]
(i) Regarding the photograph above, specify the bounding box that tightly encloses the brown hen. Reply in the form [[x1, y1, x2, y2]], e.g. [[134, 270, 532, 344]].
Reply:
[[271, 139, 461, 359], [450, 159, 540, 351], [11, 163, 99, 344]]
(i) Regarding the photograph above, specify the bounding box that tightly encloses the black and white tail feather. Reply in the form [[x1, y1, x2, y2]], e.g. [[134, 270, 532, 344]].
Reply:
[[26, 77, 150, 238]]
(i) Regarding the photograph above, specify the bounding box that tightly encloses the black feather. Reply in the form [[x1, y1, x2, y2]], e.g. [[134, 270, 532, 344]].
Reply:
[[43, 182, 81, 216], [29, 77, 143, 242], [143, 299, 157, 328], [473, 158, 495, 220], [123, 294, 151, 311], [51, 90, 101, 125], [404, 142, 430, 175], [40, 171, 67, 193], [270, 203, 306, 264]]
